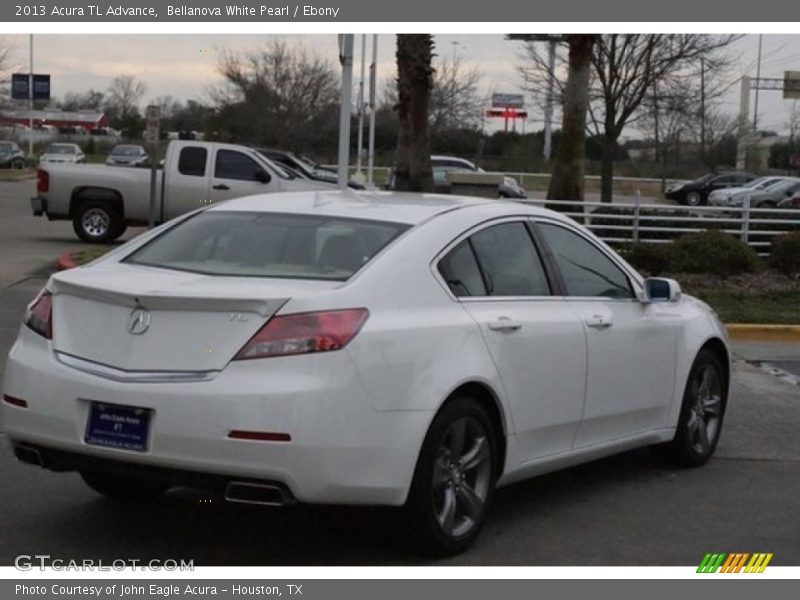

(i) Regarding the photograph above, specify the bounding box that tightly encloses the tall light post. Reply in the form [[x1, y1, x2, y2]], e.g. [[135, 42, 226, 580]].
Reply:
[[337, 34, 355, 190], [366, 34, 378, 190], [355, 34, 367, 180], [28, 34, 34, 157]]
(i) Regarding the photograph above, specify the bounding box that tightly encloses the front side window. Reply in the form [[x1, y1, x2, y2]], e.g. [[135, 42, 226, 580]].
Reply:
[[215, 150, 264, 181], [124, 212, 408, 281], [537, 223, 633, 299]]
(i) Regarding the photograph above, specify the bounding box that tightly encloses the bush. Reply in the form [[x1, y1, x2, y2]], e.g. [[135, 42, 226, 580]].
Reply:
[[769, 231, 800, 276], [669, 230, 761, 277], [621, 243, 671, 276]]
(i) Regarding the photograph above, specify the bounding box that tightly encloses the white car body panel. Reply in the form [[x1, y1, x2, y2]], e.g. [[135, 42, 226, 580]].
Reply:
[[2, 191, 731, 506]]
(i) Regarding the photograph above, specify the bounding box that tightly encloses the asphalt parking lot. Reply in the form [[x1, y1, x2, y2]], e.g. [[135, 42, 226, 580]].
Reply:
[[0, 179, 798, 566]]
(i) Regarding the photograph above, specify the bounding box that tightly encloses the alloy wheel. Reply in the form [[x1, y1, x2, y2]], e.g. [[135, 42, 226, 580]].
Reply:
[[432, 416, 492, 538], [686, 363, 723, 455]]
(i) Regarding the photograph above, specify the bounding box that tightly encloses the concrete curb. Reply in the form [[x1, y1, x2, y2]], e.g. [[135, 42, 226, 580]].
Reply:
[[726, 324, 800, 343]]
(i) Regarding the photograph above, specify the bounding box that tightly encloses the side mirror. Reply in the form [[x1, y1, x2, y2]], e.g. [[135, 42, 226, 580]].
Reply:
[[643, 278, 681, 303], [254, 168, 271, 184]]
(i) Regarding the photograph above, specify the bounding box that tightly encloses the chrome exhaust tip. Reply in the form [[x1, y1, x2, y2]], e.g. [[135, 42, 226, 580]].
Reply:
[[224, 481, 294, 506]]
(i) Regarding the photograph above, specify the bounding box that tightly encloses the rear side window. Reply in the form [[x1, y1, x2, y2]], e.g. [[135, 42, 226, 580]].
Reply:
[[124, 211, 409, 281], [438, 221, 551, 298], [537, 223, 633, 299], [438, 241, 486, 297], [470, 223, 550, 296], [178, 147, 207, 177]]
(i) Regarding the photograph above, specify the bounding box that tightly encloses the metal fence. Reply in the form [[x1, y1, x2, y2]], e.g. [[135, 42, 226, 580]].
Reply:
[[520, 198, 800, 256]]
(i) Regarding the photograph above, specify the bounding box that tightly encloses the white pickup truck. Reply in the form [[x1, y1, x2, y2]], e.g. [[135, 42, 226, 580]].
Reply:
[[32, 140, 333, 242]]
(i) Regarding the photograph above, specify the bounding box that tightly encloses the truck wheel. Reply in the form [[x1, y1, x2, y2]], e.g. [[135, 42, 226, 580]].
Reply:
[[73, 200, 123, 243]]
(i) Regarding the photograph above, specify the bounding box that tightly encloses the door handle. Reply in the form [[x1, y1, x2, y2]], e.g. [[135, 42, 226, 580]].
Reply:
[[212, 184, 230, 191], [487, 318, 522, 332], [585, 314, 613, 329]]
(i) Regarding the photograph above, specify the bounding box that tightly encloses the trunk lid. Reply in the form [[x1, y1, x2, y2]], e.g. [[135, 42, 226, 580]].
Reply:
[[49, 263, 338, 372]]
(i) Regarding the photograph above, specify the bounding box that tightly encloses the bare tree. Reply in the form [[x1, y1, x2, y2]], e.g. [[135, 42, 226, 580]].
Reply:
[[521, 34, 740, 202], [0, 39, 12, 106], [547, 35, 597, 203], [106, 75, 147, 120], [429, 56, 484, 134], [211, 40, 339, 151], [382, 54, 484, 135], [394, 34, 435, 192], [151, 95, 181, 120], [58, 90, 105, 112]]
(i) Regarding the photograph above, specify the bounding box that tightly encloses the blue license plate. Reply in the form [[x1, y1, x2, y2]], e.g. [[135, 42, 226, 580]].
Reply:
[[85, 402, 151, 452]]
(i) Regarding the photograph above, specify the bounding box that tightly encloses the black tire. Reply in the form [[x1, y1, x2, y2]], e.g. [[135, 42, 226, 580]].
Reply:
[[684, 191, 704, 207], [72, 200, 124, 243], [404, 397, 499, 556], [80, 470, 169, 502], [654, 349, 727, 467], [757, 200, 776, 209]]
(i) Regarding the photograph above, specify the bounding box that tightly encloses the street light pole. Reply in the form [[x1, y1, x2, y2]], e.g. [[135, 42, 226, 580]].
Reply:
[[28, 34, 34, 158], [355, 34, 366, 179], [337, 34, 354, 190], [367, 34, 378, 190]]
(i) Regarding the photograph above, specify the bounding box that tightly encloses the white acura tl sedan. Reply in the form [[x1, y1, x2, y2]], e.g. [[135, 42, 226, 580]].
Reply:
[[2, 192, 730, 554]]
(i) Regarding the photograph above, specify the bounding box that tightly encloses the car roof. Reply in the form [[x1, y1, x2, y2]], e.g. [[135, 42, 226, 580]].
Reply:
[[206, 191, 556, 225]]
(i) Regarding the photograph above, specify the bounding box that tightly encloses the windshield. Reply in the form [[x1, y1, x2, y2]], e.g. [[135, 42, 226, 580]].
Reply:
[[123, 211, 410, 281], [111, 145, 143, 156], [46, 145, 76, 155]]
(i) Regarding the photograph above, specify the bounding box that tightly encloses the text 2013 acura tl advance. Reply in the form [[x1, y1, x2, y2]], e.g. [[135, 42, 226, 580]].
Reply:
[[2, 192, 730, 554]]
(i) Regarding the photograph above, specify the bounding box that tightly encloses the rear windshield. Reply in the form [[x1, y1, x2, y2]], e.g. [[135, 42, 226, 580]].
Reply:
[[47, 145, 76, 154], [123, 211, 410, 281], [111, 145, 142, 156]]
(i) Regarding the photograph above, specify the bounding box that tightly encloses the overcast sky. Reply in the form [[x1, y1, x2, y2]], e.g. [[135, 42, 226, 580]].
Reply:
[[3, 33, 799, 136]]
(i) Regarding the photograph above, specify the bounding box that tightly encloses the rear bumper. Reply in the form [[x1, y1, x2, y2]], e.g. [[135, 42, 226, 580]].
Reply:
[[2, 327, 432, 506], [31, 196, 46, 217]]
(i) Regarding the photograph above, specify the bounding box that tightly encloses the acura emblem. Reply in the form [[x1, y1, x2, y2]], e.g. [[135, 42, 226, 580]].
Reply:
[[127, 307, 151, 335]]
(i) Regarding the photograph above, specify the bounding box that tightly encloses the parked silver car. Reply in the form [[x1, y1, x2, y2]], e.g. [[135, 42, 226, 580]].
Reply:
[[707, 176, 790, 207], [106, 144, 150, 167]]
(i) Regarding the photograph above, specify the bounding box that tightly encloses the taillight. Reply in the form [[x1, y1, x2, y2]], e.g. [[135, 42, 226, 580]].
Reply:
[[25, 290, 53, 339], [234, 309, 368, 360], [37, 169, 49, 193]]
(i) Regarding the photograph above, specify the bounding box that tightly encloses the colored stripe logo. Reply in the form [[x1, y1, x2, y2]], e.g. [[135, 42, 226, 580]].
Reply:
[[697, 553, 773, 573]]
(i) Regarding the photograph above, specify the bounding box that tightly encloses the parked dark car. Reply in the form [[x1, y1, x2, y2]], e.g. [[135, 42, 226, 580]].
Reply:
[[0, 141, 26, 169], [665, 171, 757, 206], [257, 148, 365, 190], [106, 144, 150, 167]]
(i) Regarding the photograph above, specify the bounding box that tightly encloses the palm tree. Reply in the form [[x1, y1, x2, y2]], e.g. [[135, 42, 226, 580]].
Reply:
[[394, 34, 435, 192], [547, 35, 598, 203]]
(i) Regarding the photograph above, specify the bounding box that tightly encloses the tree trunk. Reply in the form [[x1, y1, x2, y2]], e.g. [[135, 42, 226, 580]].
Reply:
[[547, 35, 597, 207], [600, 133, 615, 203], [394, 34, 434, 192]]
